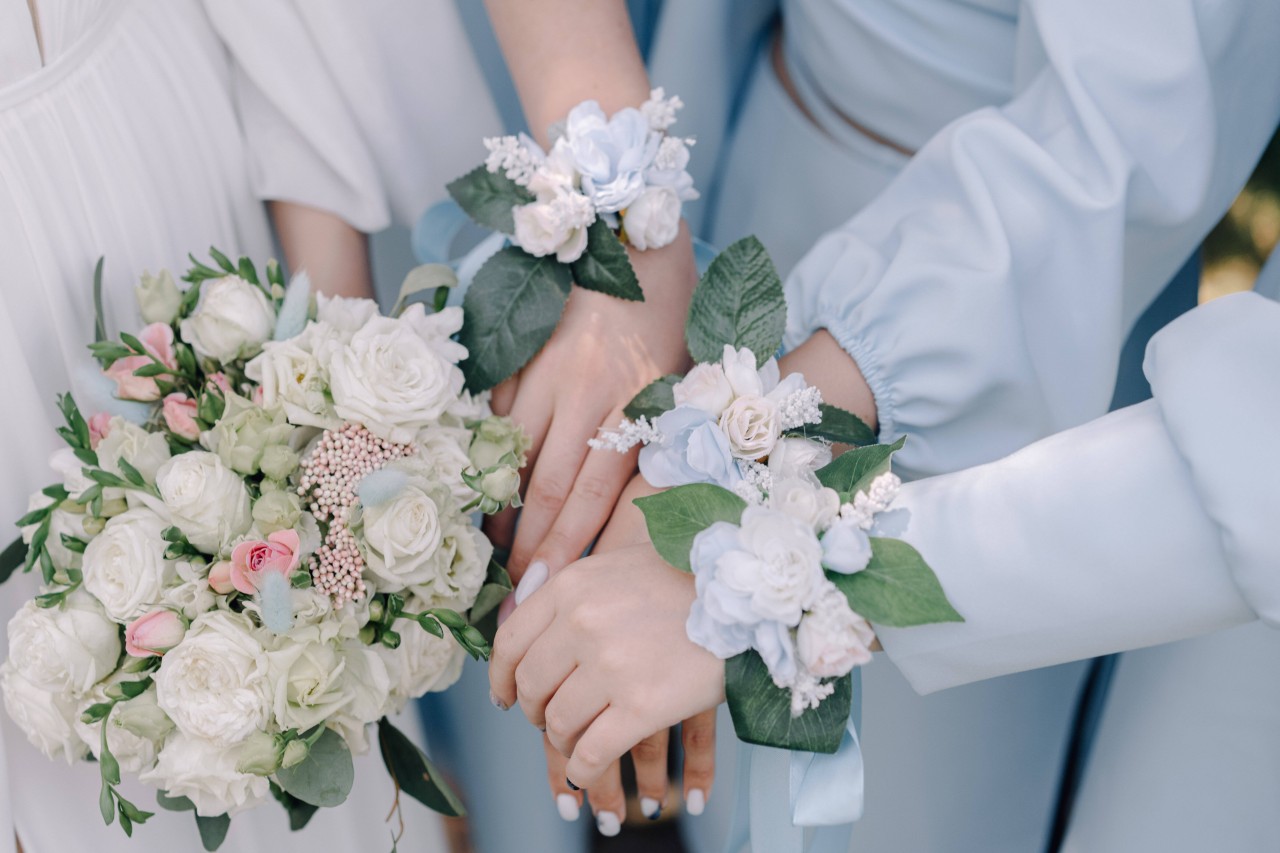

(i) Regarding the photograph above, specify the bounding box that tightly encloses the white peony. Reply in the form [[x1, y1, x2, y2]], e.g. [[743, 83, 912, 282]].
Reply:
[[155, 611, 273, 746], [140, 731, 270, 817], [325, 314, 466, 444], [266, 633, 351, 732], [771, 478, 841, 532], [768, 438, 833, 480], [673, 362, 734, 415], [718, 394, 779, 460], [0, 665, 85, 763], [75, 686, 167, 774], [83, 508, 177, 622], [511, 190, 595, 263], [718, 506, 826, 626], [155, 451, 252, 554], [410, 428, 478, 506], [6, 592, 120, 694], [408, 521, 493, 612], [20, 492, 92, 573], [179, 275, 274, 364], [378, 602, 465, 708], [796, 585, 875, 678], [315, 293, 379, 333], [623, 186, 681, 251], [96, 417, 172, 485]]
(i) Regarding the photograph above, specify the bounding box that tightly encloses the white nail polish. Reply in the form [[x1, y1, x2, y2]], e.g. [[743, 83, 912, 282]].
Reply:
[[555, 794, 580, 822], [514, 560, 549, 605], [640, 797, 661, 819], [488, 689, 508, 711], [686, 789, 706, 816], [595, 811, 621, 837]]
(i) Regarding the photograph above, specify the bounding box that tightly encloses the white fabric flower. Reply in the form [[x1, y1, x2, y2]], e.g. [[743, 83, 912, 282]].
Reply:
[[408, 522, 493, 612], [771, 478, 841, 532], [623, 186, 681, 251], [83, 508, 178, 622], [718, 394, 780, 460], [140, 731, 270, 817], [315, 293, 379, 333], [673, 362, 734, 415], [179, 275, 275, 363], [797, 585, 875, 678], [717, 506, 826, 626], [328, 641, 394, 753], [355, 476, 449, 594], [564, 101, 659, 213], [512, 190, 595, 263], [155, 611, 273, 746], [48, 447, 97, 502], [155, 451, 252, 554], [0, 665, 85, 763], [410, 428, 477, 506], [821, 519, 874, 574], [768, 438, 833, 480], [6, 592, 120, 694]]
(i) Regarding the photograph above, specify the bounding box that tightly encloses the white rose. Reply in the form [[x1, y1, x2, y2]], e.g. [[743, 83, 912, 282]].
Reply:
[[623, 186, 681, 251], [179, 275, 275, 363], [161, 576, 218, 621], [718, 394, 779, 460], [511, 192, 594, 263], [83, 508, 177, 622], [0, 665, 85, 763], [325, 316, 465, 444], [245, 335, 337, 431], [408, 521, 492, 612], [378, 603, 465, 708], [49, 447, 97, 501], [768, 438, 833, 480], [266, 634, 351, 732], [75, 686, 166, 774], [673, 362, 734, 415], [7, 592, 121, 694], [315, 293, 379, 333], [155, 611, 272, 746], [328, 641, 393, 752], [797, 585, 875, 678], [717, 506, 826, 626], [356, 478, 448, 593], [20, 492, 92, 573], [410, 429, 477, 506], [771, 478, 841, 532], [156, 452, 252, 554], [140, 731, 270, 817], [96, 417, 172, 484]]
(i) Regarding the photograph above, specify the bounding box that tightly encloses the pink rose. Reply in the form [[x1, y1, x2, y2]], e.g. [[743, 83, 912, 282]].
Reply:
[[207, 560, 235, 595], [138, 323, 178, 371], [162, 394, 201, 441], [103, 324, 178, 402], [88, 413, 113, 450], [229, 529, 302, 595], [124, 609, 187, 657]]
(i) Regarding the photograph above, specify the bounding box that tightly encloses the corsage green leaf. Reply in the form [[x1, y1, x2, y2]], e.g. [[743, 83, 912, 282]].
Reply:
[[830, 538, 964, 628], [725, 651, 851, 754], [571, 219, 643, 301], [792, 403, 877, 447], [447, 166, 534, 235], [815, 436, 906, 500], [634, 484, 747, 572], [685, 236, 785, 367], [623, 374, 682, 420]]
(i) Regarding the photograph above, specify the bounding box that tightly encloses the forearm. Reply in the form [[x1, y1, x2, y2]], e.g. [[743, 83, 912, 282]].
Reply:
[[779, 330, 878, 434], [483, 0, 650, 143], [269, 201, 373, 299]]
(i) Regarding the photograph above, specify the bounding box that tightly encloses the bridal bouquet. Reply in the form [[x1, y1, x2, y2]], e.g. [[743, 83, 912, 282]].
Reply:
[[593, 238, 963, 752], [0, 252, 521, 849]]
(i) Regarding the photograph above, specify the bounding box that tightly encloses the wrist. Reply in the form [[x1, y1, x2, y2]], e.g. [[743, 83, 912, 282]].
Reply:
[[779, 329, 878, 435]]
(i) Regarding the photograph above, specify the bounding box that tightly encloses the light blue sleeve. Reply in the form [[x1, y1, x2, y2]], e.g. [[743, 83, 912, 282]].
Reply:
[[782, 0, 1280, 479], [875, 292, 1280, 693]]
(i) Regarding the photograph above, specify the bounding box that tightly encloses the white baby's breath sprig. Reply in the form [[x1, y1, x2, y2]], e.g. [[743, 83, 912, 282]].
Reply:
[[640, 87, 684, 131], [778, 386, 824, 431], [788, 668, 838, 717], [483, 135, 539, 186], [588, 417, 664, 453], [839, 471, 903, 530]]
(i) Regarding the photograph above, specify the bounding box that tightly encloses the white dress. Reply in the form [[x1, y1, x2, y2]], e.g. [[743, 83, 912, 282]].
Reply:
[[0, 1, 497, 850]]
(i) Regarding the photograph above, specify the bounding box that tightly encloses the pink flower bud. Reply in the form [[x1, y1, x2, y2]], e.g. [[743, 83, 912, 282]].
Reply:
[[103, 323, 178, 402], [88, 413, 113, 450], [124, 610, 187, 657], [229, 529, 302, 595], [208, 560, 236, 595], [162, 393, 201, 441], [207, 372, 232, 395]]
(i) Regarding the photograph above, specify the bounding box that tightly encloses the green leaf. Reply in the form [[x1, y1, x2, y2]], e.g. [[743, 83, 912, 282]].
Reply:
[[815, 437, 906, 500], [623, 374, 681, 420], [131, 362, 169, 378], [570, 220, 643, 301], [237, 257, 259, 286], [634, 484, 747, 572], [791, 404, 877, 447], [393, 264, 458, 317], [378, 718, 465, 817], [195, 813, 231, 851], [117, 458, 146, 487], [274, 727, 354, 807], [725, 651, 850, 753], [117, 795, 154, 825], [269, 782, 319, 831], [446, 166, 534, 234], [829, 538, 964, 628], [207, 247, 236, 273], [86, 468, 131, 489], [82, 702, 114, 724], [59, 534, 87, 554], [59, 394, 91, 450], [468, 558, 512, 640], [93, 257, 108, 344], [0, 537, 27, 585], [458, 248, 572, 392], [100, 781, 116, 826], [686, 236, 785, 367], [156, 791, 196, 812]]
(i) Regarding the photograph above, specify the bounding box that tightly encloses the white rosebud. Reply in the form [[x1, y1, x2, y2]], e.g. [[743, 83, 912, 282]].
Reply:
[[771, 478, 841, 532], [797, 585, 875, 678], [768, 438, 833, 480], [821, 519, 873, 574], [234, 730, 285, 776], [511, 192, 594, 263], [478, 466, 520, 505], [179, 275, 275, 364], [155, 451, 252, 554], [136, 270, 182, 325], [623, 186, 681, 251], [673, 362, 734, 415], [718, 394, 780, 460]]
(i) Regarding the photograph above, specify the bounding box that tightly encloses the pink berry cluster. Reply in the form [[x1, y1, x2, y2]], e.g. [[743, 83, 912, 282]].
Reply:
[[297, 423, 413, 606]]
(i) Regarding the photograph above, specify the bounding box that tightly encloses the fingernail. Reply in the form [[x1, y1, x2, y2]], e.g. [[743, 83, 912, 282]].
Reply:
[[565, 777, 579, 791], [640, 797, 662, 820], [488, 689, 508, 711], [555, 793, 580, 822], [514, 560, 549, 605], [595, 811, 621, 837], [686, 789, 706, 816]]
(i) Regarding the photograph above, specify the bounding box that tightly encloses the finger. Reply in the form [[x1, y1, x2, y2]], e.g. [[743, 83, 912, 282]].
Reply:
[[680, 710, 717, 816], [543, 735, 583, 823], [508, 408, 603, 575], [490, 375, 518, 416], [631, 727, 671, 821], [488, 583, 558, 708], [507, 379, 553, 488], [513, 636, 577, 729], [483, 507, 518, 554], [584, 760, 626, 838], [566, 707, 643, 790], [543, 670, 608, 758]]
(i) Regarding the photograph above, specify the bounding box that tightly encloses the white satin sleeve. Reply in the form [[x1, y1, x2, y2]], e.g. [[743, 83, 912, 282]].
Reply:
[[876, 292, 1280, 693], [782, 0, 1280, 480], [202, 0, 501, 232]]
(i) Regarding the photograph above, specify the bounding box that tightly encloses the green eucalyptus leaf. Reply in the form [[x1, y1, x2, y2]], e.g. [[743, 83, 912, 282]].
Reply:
[[829, 538, 963, 628], [269, 782, 319, 831], [570, 220, 643, 301], [634, 484, 747, 573], [623, 374, 681, 420], [273, 728, 354, 807], [725, 651, 850, 753], [156, 791, 196, 812], [458, 248, 572, 392], [446, 166, 534, 234], [378, 717, 466, 817], [195, 813, 231, 851], [0, 537, 27, 585], [686, 236, 785, 367], [815, 437, 906, 500]]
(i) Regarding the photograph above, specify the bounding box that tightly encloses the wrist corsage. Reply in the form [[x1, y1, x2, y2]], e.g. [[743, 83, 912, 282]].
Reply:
[[447, 88, 698, 392], [591, 237, 963, 753]]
